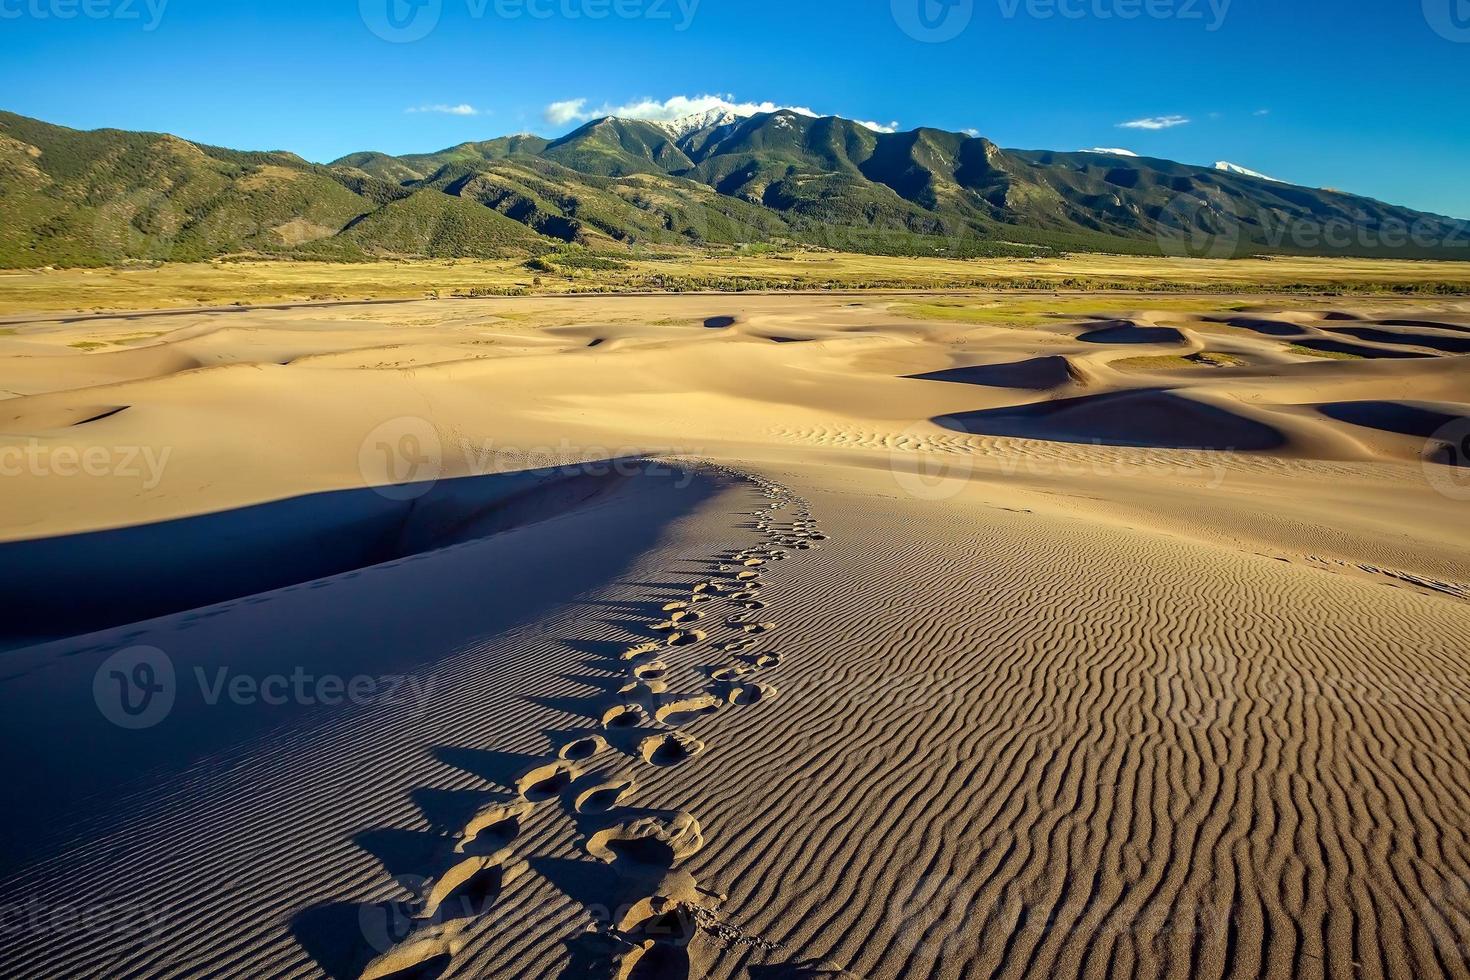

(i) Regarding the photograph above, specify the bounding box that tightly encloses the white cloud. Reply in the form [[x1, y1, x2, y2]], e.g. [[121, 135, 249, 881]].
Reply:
[[857, 120, 901, 133], [1117, 115, 1190, 130], [544, 99, 589, 126], [1254, 108, 1271, 116], [406, 104, 481, 116], [962, 128, 981, 137], [1082, 147, 1139, 157]]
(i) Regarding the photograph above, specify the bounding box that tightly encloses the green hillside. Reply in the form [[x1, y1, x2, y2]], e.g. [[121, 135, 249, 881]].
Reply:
[[1, 108, 1466, 268]]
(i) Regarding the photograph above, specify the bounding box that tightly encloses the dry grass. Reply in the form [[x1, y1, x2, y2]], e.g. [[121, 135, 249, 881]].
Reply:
[[0, 252, 1467, 316], [1111, 351, 1246, 371]]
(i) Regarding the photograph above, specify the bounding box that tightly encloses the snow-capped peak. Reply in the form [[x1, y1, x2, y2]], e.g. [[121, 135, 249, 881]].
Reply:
[[1081, 147, 1139, 157], [650, 108, 741, 139], [1215, 161, 1282, 182]]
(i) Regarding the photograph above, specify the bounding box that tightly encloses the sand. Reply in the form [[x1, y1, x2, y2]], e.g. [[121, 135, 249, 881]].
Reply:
[[0, 293, 1468, 979]]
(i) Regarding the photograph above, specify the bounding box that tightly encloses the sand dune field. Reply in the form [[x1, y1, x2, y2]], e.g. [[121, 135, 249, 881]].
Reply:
[[1, 293, 1468, 980]]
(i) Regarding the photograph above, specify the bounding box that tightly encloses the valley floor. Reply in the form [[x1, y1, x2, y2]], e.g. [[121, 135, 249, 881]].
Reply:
[[3, 252, 1470, 317], [0, 293, 1468, 979]]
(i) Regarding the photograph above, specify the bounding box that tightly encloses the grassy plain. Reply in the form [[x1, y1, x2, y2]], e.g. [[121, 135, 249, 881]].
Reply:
[[1, 250, 1467, 316]]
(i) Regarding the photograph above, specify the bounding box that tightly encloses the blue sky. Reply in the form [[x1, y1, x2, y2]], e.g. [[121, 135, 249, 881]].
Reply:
[[2, 0, 1468, 217]]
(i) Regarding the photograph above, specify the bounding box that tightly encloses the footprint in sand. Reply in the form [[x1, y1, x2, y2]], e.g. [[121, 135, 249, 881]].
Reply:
[[516, 761, 580, 803], [420, 849, 529, 925], [586, 812, 705, 870], [620, 680, 669, 704], [622, 643, 663, 662], [358, 926, 464, 980], [742, 622, 778, 636], [632, 661, 669, 682], [602, 704, 648, 731], [735, 571, 761, 581], [655, 695, 722, 727], [710, 665, 756, 683], [639, 732, 705, 768], [560, 734, 610, 762], [614, 935, 692, 980], [574, 777, 638, 815], [739, 652, 783, 671], [664, 630, 707, 648], [455, 800, 533, 854], [725, 613, 757, 627], [661, 601, 689, 613], [726, 683, 778, 707], [718, 637, 759, 654]]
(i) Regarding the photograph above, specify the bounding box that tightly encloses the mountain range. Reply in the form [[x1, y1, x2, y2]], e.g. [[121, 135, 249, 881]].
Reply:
[[2, 108, 1466, 268]]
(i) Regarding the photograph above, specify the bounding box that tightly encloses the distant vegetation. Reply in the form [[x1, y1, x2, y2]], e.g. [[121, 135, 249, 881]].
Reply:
[[3, 253, 1469, 316], [3, 109, 1468, 269]]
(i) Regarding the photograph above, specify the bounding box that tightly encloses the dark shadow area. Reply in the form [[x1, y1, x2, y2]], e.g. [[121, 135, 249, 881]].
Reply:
[[354, 828, 442, 883], [1294, 338, 1433, 360], [1380, 318, 1470, 333], [292, 900, 402, 980], [908, 355, 1082, 391], [0, 463, 641, 646], [1077, 323, 1187, 345], [409, 788, 503, 835], [1324, 326, 1470, 354], [936, 389, 1286, 451], [1317, 401, 1466, 441], [1208, 316, 1304, 337], [432, 746, 545, 792]]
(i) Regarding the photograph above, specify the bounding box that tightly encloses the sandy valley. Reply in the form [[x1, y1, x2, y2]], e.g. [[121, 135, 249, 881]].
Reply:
[[1, 291, 1468, 980]]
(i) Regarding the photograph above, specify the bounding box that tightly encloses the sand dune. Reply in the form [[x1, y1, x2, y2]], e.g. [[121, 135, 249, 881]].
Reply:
[[0, 293, 1468, 980]]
